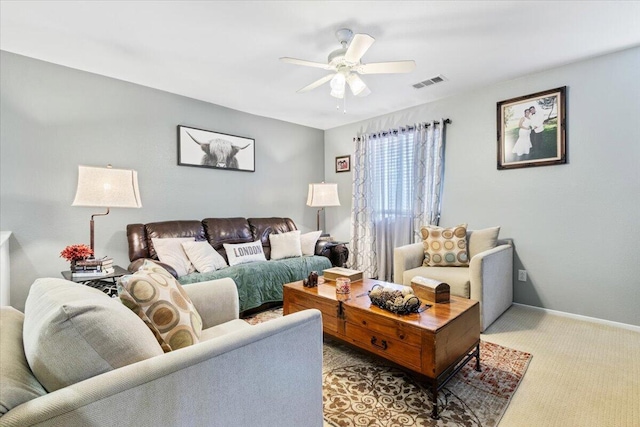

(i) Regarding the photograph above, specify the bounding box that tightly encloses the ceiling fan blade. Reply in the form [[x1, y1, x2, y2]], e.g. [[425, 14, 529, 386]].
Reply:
[[344, 34, 375, 63], [358, 60, 416, 74], [280, 57, 334, 70], [297, 74, 335, 93]]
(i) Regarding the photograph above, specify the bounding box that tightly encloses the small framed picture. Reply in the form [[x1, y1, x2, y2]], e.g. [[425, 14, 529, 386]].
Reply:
[[177, 125, 255, 172], [335, 155, 351, 173], [497, 86, 566, 170]]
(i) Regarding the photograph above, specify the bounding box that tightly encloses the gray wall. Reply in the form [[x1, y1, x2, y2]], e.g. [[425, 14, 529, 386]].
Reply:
[[325, 47, 640, 327], [0, 51, 325, 310]]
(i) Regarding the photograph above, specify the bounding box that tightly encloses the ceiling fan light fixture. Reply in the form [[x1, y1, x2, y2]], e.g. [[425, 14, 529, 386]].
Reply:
[[281, 28, 416, 103], [330, 86, 345, 99], [330, 72, 346, 98], [346, 73, 368, 96]]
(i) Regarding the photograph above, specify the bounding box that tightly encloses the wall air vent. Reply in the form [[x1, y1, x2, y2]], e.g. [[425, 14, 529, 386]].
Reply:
[[412, 74, 447, 89]]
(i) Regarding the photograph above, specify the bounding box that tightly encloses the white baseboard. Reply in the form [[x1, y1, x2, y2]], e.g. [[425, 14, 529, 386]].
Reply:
[[513, 303, 640, 333]]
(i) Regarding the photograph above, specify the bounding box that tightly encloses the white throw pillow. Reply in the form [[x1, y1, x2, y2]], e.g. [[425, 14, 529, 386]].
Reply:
[[300, 230, 322, 256], [151, 237, 196, 277], [224, 240, 267, 266], [269, 230, 302, 260], [181, 241, 228, 273], [468, 226, 501, 259]]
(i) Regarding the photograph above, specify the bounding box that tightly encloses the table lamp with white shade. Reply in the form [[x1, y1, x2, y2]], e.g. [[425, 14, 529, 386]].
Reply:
[[306, 182, 340, 232], [72, 164, 142, 252]]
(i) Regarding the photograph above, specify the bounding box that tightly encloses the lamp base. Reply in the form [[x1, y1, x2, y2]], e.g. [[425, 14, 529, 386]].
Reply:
[[90, 208, 110, 252], [316, 207, 325, 232]]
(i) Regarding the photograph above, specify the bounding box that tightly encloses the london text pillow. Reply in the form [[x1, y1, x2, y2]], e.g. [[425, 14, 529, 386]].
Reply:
[[269, 230, 302, 260], [223, 240, 267, 266], [421, 224, 469, 267]]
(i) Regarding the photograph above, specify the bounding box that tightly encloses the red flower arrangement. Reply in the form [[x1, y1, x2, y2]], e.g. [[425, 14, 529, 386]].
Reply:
[[60, 244, 94, 262]]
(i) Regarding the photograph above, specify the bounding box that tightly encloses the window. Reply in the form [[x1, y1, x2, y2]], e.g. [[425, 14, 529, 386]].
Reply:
[[371, 132, 415, 218]]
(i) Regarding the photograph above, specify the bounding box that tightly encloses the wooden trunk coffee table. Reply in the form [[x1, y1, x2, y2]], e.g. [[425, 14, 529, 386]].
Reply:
[[283, 278, 481, 419]]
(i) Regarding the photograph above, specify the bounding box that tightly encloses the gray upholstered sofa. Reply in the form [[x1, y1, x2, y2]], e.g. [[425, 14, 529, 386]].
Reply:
[[0, 278, 323, 426], [126, 217, 345, 314]]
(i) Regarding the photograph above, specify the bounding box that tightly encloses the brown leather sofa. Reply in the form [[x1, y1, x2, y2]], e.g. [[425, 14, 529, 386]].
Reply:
[[126, 217, 348, 313]]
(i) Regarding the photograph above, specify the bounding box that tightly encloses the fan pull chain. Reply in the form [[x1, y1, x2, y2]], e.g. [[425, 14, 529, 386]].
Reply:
[[343, 94, 347, 114]]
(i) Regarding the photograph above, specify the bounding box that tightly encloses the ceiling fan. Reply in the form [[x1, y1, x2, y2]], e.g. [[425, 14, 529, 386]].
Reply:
[[280, 28, 416, 99]]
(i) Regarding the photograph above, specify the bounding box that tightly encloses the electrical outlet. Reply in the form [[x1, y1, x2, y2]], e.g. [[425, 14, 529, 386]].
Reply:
[[518, 270, 527, 282]]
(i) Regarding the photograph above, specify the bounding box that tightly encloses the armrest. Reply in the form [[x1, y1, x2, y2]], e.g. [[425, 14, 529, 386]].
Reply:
[[469, 244, 513, 331], [1, 310, 324, 427], [393, 242, 424, 284], [315, 241, 349, 267], [127, 258, 178, 278], [183, 278, 239, 328]]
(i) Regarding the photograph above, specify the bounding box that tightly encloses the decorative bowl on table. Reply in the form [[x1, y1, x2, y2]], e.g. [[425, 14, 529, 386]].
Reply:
[[368, 284, 422, 315]]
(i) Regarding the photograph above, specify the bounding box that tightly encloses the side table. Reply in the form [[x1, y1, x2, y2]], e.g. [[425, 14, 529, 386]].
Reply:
[[61, 265, 129, 298]]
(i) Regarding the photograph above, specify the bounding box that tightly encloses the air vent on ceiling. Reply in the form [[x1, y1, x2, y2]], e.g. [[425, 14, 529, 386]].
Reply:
[[412, 74, 447, 89]]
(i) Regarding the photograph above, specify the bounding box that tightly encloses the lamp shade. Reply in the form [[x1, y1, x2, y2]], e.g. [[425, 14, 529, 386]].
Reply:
[[72, 165, 142, 208], [306, 183, 340, 207]]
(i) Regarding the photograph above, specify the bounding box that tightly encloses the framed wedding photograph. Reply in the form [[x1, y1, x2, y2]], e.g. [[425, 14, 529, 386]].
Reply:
[[497, 86, 566, 170], [335, 155, 351, 173], [177, 125, 255, 172]]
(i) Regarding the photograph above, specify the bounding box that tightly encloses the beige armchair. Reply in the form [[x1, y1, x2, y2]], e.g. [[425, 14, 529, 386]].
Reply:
[[394, 238, 513, 331]]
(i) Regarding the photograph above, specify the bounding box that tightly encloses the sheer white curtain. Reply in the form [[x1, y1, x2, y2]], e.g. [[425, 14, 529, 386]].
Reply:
[[349, 120, 446, 281]]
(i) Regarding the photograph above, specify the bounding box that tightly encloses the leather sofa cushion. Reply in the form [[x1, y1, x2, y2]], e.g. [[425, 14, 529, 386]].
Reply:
[[203, 218, 253, 261]]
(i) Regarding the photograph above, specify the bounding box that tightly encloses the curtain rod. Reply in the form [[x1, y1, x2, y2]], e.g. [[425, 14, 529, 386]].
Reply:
[[353, 118, 451, 141]]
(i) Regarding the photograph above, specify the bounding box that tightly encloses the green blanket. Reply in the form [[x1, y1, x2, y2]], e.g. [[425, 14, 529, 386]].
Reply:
[[179, 255, 332, 313]]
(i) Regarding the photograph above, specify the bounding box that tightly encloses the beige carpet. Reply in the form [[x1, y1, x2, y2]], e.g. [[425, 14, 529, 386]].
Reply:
[[245, 308, 531, 426], [481, 304, 640, 427]]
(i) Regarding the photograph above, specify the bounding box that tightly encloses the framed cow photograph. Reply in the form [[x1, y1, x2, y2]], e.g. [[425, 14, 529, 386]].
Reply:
[[178, 125, 255, 172]]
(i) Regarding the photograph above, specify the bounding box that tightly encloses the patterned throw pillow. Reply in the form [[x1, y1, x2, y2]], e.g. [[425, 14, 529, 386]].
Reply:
[[118, 260, 203, 352], [421, 224, 469, 267]]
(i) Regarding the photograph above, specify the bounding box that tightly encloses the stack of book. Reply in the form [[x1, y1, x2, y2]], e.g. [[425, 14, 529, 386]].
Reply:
[[100, 257, 114, 274], [71, 257, 114, 278]]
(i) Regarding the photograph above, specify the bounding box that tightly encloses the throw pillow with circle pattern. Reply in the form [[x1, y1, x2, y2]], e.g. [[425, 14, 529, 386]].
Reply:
[[421, 224, 469, 267], [118, 260, 203, 352]]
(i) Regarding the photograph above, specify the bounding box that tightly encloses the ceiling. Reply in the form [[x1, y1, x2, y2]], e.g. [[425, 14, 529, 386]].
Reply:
[[2, 1, 639, 130]]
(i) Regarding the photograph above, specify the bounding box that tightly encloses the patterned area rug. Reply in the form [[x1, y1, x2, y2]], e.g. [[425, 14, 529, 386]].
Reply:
[[244, 308, 531, 427]]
